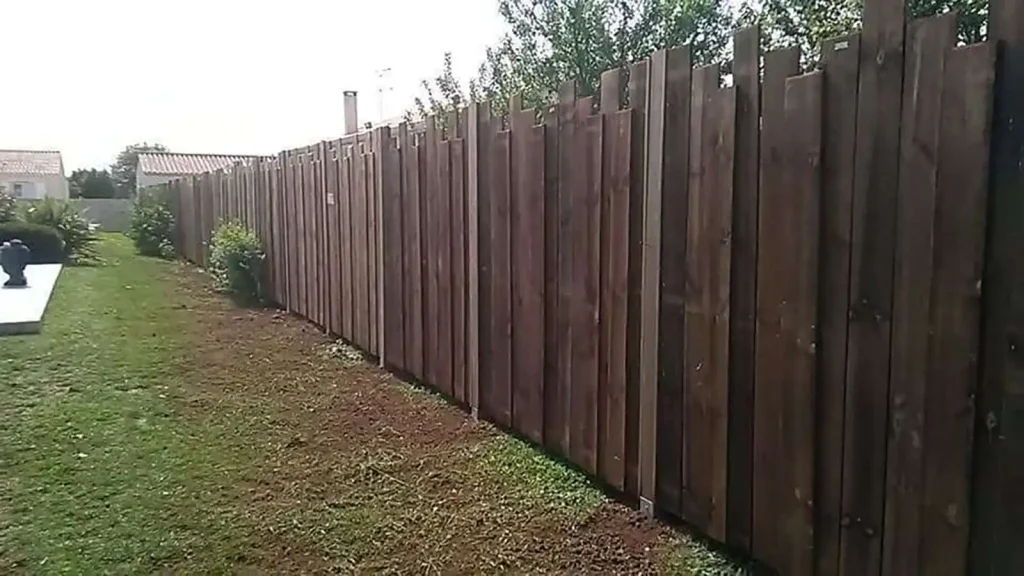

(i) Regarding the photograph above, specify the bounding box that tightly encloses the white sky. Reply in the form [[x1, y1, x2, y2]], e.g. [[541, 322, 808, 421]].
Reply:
[[0, 0, 502, 171]]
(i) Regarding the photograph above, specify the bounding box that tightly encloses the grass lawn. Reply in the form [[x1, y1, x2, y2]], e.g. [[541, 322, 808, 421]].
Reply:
[[0, 234, 742, 574]]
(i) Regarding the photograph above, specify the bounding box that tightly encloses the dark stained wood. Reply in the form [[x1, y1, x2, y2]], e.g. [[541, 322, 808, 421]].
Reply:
[[882, 14, 956, 576], [840, 0, 906, 570], [512, 121, 546, 444], [488, 130, 513, 426], [727, 26, 759, 551], [629, 59, 649, 500], [653, 46, 692, 514], [543, 102, 561, 448], [750, 44, 801, 565], [340, 154, 355, 342], [437, 140, 454, 396], [598, 69, 623, 485], [367, 146, 380, 355], [570, 108, 602, 475], [753, 71, 823, 576], [382, 139, 405, 368], [424, 118, 439, 386], [468, 102, 489, 414], [451, 139, 467, 403], [554, 81, 577, 455], [918, 41, 994, 576], [972, 5, 1024, 574], [354, 153, 371, 350], [600, 109, 632, 490], [682, 66, 733, 540], [404, 140, 424, 380], [326, 143, 342, 336], [816, 32, 861, 576]]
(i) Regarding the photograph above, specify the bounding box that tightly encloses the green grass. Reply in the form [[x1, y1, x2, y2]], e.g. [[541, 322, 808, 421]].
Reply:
[[0, 235, 248, 573]]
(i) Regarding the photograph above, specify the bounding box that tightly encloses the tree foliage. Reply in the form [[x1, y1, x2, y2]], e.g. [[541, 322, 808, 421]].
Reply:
[[741, 0, 986, 58], [110, 142, 168, 198], [414, 0, 735, 118], [69, 168, 117, 199]]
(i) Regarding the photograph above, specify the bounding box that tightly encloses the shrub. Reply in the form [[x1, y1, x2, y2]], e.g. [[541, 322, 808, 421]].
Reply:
[[129, 191, 176, 259], [209, 221, 265, 303], [0, 189, 15, 223], [0, 222, 65, 264], [20, 198, 99, 263]]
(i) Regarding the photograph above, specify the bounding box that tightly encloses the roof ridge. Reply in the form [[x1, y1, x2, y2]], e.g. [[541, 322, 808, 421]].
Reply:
[[0, 149, 61, 154], [138, 151, 260, 158]]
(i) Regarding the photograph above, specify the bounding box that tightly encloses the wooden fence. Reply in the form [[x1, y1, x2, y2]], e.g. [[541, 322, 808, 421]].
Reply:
[[152, 0, 1024, 572]]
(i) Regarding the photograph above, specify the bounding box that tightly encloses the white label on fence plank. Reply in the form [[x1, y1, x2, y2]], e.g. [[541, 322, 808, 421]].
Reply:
[[326, 193, 336, 205]]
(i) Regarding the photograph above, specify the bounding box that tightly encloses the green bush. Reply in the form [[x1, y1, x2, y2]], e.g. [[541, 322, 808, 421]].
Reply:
[[20, 198, 99, 263], [0, 222, 65, 264], [0, 190, 15, 223], [129, 191, 176, 259], [209, 221, 265, 303]]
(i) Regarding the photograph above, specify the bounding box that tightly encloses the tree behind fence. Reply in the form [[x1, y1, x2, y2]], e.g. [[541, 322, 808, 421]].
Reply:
[[151, 0, 1024, 572]]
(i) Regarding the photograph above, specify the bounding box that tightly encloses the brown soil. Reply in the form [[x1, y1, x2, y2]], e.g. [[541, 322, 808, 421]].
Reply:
[[172, 268, 681, 574]]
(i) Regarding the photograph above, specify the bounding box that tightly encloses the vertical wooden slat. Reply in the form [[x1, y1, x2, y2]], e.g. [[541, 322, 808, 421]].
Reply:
[[840, 0, 907, 570], [367, 145, 380, 355], [922, 42, 993, 576], [753, 71, 823, 576], [403, 138, 424, 379], [572, 106, 601, 475], [628, 59, 649, 501], [451, 139, 467, 403], [476, 105, 493, 418], [653, 46, 692, 515], [356, 153, 371, 350], [543, 102, 561, 446], [817, 32, 861, 576], [682, 66, 733, 540], [437, 140, 454, 396], [972, 2, 1024, 573], [883, 14, 956, 576], [326, 144, 341, 336], [382, 139, 405, 368], [341, 154, 354, 342], [488, 130, 513, 426], [600, 109, 631, 490], [727, 25, 759, 551], [467, 103, 485, 414], [555, 81, 577, 455], [512, 113, 546, 444], [425, 117, 439, 386]]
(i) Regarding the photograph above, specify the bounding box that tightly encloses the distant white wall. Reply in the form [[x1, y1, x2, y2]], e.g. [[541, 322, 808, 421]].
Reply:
[[0, 174, 69, 200], [137, 171, 185, 193], [16, 198, 134, 232]]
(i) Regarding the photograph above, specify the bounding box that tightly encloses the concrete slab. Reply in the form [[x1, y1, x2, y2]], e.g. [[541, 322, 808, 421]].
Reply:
[[0, 264, 63, 335]]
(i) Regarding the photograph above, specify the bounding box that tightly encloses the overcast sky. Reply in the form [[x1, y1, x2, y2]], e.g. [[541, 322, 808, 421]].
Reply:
[[1, 0, 503, 171]]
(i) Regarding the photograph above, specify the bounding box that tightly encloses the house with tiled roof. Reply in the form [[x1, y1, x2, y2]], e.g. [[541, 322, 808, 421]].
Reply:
[[136, 152, 264, 193], [0, 150, 69, 200]]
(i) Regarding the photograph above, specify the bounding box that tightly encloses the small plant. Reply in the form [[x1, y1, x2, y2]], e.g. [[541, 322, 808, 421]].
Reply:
[[0, 189, 15, 223], [209, 220, 265, 303], [20, 198, 99, 263], [129, 190, 176, 259], [0, 222, 65, 263]]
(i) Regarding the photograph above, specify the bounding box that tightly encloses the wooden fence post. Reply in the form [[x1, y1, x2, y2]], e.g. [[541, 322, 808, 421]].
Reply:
[[972, 0, 1024, 572], [638, 50, 661, 516]]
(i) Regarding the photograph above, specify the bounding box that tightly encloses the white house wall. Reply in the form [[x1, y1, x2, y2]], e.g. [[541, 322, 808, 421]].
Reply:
[[0, 174, 69, 200]]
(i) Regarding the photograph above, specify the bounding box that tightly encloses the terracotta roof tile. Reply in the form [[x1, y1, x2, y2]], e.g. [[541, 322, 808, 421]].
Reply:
[[137, 152, 263, 175], [0, 150, 63, 176]]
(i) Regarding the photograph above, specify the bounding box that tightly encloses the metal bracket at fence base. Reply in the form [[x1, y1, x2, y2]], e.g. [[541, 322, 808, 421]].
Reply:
[[639, 497, 654, 519], [471, 406, 480, 421]]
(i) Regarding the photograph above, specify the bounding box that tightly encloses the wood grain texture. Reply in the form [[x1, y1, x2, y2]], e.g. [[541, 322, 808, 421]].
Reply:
[[682, 66, 733, 541], [840, 0, 906, 570], [437, 140, 454, 396], [600, 110, 632, 490], [554, 81, 577, 456], [923, 42, 993, 576], [451, 139, 467, 403], [817, 33, 861, 576], [488, 130, 513, 426], [753, 71, 823, 576], [403, 141, 424, 380], [882, 15, 956, 576], [340, 155, 355, 342], [653, 46, 692, 515], [629, 59, 650, 500], [727, 27, 759, 551], [381, 139, 405, 369], [543, 102, 562, 447], [570, 106, 602, 475]]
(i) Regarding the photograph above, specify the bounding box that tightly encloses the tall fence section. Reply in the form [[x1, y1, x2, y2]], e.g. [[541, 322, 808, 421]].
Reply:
[[153, 1, 1024, 573]]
